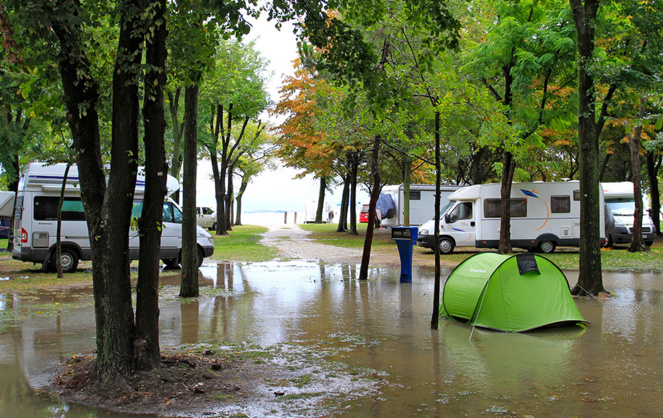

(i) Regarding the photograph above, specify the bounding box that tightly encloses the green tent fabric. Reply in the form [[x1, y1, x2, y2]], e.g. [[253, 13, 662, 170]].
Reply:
[[440, 253, 587, 332]]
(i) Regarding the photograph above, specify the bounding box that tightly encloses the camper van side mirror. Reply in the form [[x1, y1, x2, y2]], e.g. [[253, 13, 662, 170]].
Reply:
[[444, 214, 451, 224]]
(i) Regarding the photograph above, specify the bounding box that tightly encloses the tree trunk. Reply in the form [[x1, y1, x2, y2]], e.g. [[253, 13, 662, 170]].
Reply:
[[225, 162, 235, 231], [646, 153, 661, 236], [498, 151, 515, 254], [235, 176, 248, 226], [135, 0, 168, 370], [359, 135, 381, 281], [168, 88, 184, 203], [180, 84, 200, 298], [348, 157, 359, 235], [403, 155, 412, 226], [336, 174, 350, 232], [627, 97, 649, 252], [315, 176, 326, 223], [570, 0, 605, 296], [431, 111, 442, 329], [56, 163, 72, 278]]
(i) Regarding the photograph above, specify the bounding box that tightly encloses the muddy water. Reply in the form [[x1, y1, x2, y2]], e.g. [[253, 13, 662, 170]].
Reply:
[[1, 261, 662, 416]]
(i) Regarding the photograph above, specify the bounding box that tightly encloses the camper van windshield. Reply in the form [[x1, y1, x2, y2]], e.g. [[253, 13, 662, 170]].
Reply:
[[606, 199, 635, 216], [439, 201, 455, 218]]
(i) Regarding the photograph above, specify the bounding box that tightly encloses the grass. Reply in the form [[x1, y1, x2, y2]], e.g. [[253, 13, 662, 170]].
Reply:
[[210, 225, 280, 262], [299, 222, 663, 271], [299, 223, 394, 249]]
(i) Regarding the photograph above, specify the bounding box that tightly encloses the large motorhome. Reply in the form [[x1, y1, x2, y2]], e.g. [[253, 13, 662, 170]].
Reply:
[[378, 184, 461, 227], [601, 182, 656, 246], [11, 162, 214, 272], [417, 181, 606, 254]]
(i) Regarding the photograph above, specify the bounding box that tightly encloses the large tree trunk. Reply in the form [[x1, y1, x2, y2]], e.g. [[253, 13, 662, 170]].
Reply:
[[336, 174, 350, 232], [627, 97, 649, 252], [180, 84, 200, 298], [359, 135, 381, 281], [570, 0, 605, 296], [168, 87, 184, 203], [235, 175, 248, 226], [646, 153, 661, 236], [135, 0, 168, 370], [498, 151, 516, 254], [348, 157, 359, 235], [431, 112, 442, 329], [315, 176, 326, 223]]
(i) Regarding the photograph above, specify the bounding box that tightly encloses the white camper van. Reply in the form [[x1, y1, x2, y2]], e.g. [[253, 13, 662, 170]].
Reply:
[[378, 184, 461, 227], [11, 162, 215, 272], [417, 181, 606, 254], [303, 200, 332, 223], [601, 182, 656, 246]]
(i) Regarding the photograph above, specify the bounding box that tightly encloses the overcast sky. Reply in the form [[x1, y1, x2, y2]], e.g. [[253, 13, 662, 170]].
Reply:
[[195, 15, 369, 212]]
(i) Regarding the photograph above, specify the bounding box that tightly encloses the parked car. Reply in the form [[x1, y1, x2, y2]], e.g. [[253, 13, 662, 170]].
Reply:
[[196, 206, 216, 230]]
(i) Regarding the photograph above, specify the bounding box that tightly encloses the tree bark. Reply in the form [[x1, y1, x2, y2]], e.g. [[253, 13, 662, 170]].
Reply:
[[646, 153, 661, 236], [348, 156, 359, 235], [569, 0, 605, 296], [315, 176, 326, 223], [627, 97, 649, 252], [168, 88, 184, 203], [498, 151, 516, 254], [431, 111, 441, 329], [359, 135, 381, 281], [336, 174, 350, 232], [180, 84, 200, 298], [135, 0, 168, 370], [56, 163, 72, 278]]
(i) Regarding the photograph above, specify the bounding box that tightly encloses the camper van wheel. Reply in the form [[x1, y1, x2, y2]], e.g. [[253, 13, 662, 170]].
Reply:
[[538, 240, 556, 254], [210, 222, 217, 231], [163, 256, 181, 269], [51, 249, 79, 273], [196, 247, 204, 268], [439, 238, 455, 254]]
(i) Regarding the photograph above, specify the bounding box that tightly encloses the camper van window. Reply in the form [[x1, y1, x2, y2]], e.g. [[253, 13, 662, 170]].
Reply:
[[449, 202, 473, 223], [163, 202, 183, 224], [14, 195, 23, 220], [484, 198, 527, 218], [551, 195, 571, 213], [410, 191, 421, 200], [202, 207, 214, 215], [573, 190, 581, 201], [34, 196, 85, 221]]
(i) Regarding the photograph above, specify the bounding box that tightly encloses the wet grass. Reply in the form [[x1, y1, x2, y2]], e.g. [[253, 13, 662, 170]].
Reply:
[[299, 223, 663, 271], [211, 225, 279, 262], [299, 223, 393, 249]]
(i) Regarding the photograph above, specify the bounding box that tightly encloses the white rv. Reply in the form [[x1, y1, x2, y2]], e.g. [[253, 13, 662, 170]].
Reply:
[[303, 200, 332, 223], [601, 182, 656, 246], [417, 181, 606, 254], [378, 184, 461, 227], [11, 162, 215, 272]]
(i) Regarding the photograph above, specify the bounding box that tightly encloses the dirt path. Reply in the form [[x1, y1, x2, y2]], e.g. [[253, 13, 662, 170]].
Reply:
[[258, 222, 367, 264]]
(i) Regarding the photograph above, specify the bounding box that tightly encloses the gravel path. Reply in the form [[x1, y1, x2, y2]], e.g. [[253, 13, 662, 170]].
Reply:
[[258, 222, 366, 264]]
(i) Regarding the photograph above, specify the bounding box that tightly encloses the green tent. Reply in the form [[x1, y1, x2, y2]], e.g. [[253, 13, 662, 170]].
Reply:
[[440, 253, 587, 332]]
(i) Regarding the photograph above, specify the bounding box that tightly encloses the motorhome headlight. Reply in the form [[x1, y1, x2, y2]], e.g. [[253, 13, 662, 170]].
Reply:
[[419, 229, 428, 236]]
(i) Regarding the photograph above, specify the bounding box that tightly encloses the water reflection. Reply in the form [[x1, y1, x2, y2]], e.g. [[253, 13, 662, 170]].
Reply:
[[0, 262, 662, 416]]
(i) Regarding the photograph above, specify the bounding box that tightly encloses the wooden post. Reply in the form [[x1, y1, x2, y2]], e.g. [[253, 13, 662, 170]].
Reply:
[[284, 212, 288, 224]]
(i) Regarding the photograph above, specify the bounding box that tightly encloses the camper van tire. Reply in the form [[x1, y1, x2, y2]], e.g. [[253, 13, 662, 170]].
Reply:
[[537, 240, 556, 254], [439, 237, 455, 254], [162, 247, 205, 269], [50, 248, 79, 273], [211, 222, 217, 231]]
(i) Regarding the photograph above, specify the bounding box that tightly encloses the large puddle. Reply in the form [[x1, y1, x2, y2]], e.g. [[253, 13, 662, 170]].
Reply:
[[1, 260, 662, 416]]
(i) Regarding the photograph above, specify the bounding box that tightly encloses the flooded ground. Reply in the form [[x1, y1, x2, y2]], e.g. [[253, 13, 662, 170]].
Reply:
[[1, 260, 662, 417]]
